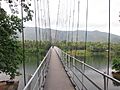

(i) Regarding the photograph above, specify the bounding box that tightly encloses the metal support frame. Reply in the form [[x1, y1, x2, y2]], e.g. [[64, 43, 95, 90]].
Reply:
[[55, 47, 120, 90], [23, 47, 52, 90], [24, 47, 120, 90]]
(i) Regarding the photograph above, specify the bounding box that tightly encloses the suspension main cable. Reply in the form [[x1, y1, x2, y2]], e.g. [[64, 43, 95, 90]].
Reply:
[[71, 0, 75, 56], [75, 1, 80, 57], [37, 0, 41, 43], [68, 8, 71, 43], [65, 0, 68, 52], [37, 0, 43, 63], [82, 0, 89, 89], [47, 0, 52, 44], [55, 0, 61, 43], [21, 0, 26, 86], [84, 0, 88, 64], [43, 0, 47, 41], [40, 0, 43, 42], [107, 0, 111, 76], [66, 0, 72, 54], [107, 0, 111, 90], [41, 0, 46, 42], [34, 0, 39, 67]]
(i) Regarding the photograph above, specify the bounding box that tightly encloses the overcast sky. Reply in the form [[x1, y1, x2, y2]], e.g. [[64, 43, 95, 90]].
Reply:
[[48, 0, 120, 36], [1, 0, 120, 36]]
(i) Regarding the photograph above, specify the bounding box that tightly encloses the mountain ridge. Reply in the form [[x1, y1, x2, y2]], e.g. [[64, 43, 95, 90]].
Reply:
[[18, 27, 120, 43]]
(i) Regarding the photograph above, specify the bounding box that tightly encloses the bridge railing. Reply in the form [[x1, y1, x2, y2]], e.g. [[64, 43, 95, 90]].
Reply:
[[23, 47, 52, 90], [55, 47, 120, 90]]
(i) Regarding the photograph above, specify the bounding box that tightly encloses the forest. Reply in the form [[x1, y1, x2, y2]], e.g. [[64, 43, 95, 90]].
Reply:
[[22, 40, 120, 72]]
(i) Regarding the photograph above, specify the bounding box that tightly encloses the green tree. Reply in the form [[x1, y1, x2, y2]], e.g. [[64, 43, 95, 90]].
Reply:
[[0, 8, 22, 79], [112, 57, 120, 72]]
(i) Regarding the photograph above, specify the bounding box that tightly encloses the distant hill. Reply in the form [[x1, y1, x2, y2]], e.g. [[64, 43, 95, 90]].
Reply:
[[18, 27, 120, 43]]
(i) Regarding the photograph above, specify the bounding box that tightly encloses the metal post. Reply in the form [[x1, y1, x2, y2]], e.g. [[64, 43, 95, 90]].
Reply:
[[34, 0, 39, 68], [107, 0, 111, 89], [73, 57, 75, 79], [21, 0, 26, 86], [81, 61, 84, 90], [41, 69, 44, 88], [40, 68, 42, 88], [64, 53, 66, 66], [104, 75, 107, 90], [73, 57, 75, 68], [62, 52, 64, 61], [27, 75, 32, 90], [61, 52, 64, 66], [69, 56, 71, 69], [66, 54, 68, 68], [43, 64, 45, 86], [38, 68, 41, 90], [43, 64, 45, 84]]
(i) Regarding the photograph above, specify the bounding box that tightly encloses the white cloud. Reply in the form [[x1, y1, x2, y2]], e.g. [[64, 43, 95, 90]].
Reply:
[[1, 0, 120, 36]]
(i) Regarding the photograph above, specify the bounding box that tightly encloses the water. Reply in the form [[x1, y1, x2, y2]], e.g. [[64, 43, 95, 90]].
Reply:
[[0, 54, 120, 90], [75, 54, 120, 90], [17, 55, 38, 90], [86, 55, 109, 73], [0, 54, 37, 90]]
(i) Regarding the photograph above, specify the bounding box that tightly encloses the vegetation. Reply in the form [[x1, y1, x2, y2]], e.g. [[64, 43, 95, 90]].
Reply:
[[67, 50, 91, 57], [56, 41, 107, 56], [0, 0, 34, 79], [0, 8, 22, 79], [56, 41, 120, 72], [56, 41, 120, 56], [23, 40, 51, 61], [112, 57, 120, 72], [0, 6, 50, 80], [0, 3, 120, 77], [20, 40, 120, 74]]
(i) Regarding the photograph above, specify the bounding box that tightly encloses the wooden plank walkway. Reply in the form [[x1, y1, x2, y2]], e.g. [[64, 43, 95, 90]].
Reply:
[[44, 48, 75, 90]]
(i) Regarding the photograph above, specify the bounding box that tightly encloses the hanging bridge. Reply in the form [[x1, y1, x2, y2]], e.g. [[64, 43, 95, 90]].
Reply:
[[13, 0, 120, 90], [23, 46, 120, 90]]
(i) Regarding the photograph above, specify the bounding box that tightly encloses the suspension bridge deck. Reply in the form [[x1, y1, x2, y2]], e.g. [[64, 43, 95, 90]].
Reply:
[[23, 47, 120, 90], [44, 47, 75, 90]]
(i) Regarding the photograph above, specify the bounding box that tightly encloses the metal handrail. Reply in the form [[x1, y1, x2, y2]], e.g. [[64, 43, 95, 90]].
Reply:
[[63, 51, 120, 84], [23, 47, 52, 90], [55, 47, 120, 90]]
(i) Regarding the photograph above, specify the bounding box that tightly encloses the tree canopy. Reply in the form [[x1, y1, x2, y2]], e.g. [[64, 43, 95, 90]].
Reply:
[[0, 0, 33, 21], [0, 0, 33, 79], [0, 8, 22, 79]]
